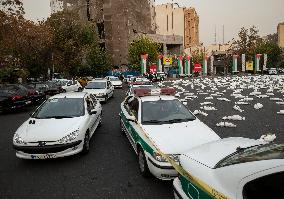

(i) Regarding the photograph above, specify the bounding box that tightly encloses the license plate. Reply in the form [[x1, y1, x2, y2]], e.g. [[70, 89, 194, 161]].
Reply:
[[31, 154, 56, 159]]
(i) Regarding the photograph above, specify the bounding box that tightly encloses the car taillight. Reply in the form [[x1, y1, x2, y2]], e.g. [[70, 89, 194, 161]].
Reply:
[[12, 95, 22, 101]]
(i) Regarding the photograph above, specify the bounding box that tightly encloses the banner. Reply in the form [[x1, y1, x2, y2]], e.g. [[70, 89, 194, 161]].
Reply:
[[203, 56, 209, 75], [246, 61, 254, 71], [178, 56, 184, 75], [185, 55, 191, 76], [232, 55, 238, 72], [141, 54, 148, 75], [157, 55, 163, 72], [163, 57, 172, 65], [210, 55, 214, 75], [242, 54, 246, 72], [263, 54, 267, 71], [255, 54, 262, 72]]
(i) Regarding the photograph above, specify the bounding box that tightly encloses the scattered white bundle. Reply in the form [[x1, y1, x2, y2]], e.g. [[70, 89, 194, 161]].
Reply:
[[193, 110, 208, 116], [184, 93, 195, 96], [200, 106, 217, 111], [199, 93, 209, 95], [257, 95, 269, 98], [277, 110, 284, 115], [180, 99, 187, 102], [185, 96, 197, 99], [205, 96, 213, 100], [276, 102, 284, 105], [217, 98, 231, 102], [235, 102, 250, 105], [270, 98, 283, 101], [258, 134, 276, 143], [240, 97, 254, 101], [200, 102, 213, 105], [266, 93, 274, 96], [234, 95, 246, 99], [249, 92, 261, 96], [254, 103, 263, 110], [233, 105, 244, 112], [175, 93, 180, 97], [222, 115, 245, 121], [216, 122, 237, 128], [183, 102, 188, 106]]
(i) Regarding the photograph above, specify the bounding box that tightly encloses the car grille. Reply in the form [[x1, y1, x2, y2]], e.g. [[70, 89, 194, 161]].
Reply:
[[13, 140, 82, 154]]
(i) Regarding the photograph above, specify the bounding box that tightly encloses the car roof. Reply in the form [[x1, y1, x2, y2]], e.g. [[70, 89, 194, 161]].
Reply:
[[180, 137, 265, 169], [139, 95, 176, 102], [49, 92, 88, 99]]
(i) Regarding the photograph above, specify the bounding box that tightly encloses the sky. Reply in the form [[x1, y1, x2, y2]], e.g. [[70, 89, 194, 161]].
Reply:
[[23, 0, 284, 45]]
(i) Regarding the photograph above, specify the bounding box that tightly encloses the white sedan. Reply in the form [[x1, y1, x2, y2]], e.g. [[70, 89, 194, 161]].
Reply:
[[109, 77, 123, 89], [173, 137, 284, 199], [13, 92, 102, 159], [83, 79, 114, 102]]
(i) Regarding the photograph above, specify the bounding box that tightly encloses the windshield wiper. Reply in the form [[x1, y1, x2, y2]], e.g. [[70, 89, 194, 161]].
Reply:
[[143, 120, 163, 124], [167, 118, 195, 123], [40, 116, 74, 119]]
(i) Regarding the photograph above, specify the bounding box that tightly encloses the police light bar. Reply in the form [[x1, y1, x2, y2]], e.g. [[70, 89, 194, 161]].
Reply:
[[133, 87, 175, 97]]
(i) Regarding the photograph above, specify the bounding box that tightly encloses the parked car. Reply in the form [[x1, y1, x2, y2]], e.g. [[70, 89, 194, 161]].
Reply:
[[0, 84, 32, 112], [44, 81, 64, 97], [268, 68, 278, 75], [22, 84, 46, 104], [126, 83, 157, 96], [61, 80, 83, 92], [13, 92, 102, 159], [109, 77, 123, 89], [173, 137, 284, 199], [119, 87, 220, 180], [83, 79, 114, 102]]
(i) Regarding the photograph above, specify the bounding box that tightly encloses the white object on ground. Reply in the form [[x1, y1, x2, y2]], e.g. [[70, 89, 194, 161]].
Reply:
[[254, 103, 263, 110], [233, 105, 244, 112], [217, 98, 231, 102], [277, 110, 284, 115], [200, 106, 217, 111], [193, 110, 208, 116], [205, 96, 213, 100], [258, 134, 276, 143], [235, 102, 250, 105], [216, 122, 237, 128], [270, 98, 283, 101], [276, 102, 284, 105], [200, 102, 213, 105], [222, 115, 245, 121]]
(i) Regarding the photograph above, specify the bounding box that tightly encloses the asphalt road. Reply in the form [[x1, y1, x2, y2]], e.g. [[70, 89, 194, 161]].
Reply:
[[0, 86, 173, 199]]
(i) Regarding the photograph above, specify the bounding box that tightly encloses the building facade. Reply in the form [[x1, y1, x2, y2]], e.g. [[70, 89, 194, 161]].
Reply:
[[278, 22, 284, 48], [155, 3, 199, 49]]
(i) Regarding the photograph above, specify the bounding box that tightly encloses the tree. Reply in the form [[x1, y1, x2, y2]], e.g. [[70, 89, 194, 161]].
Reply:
[[0, 0, 24, 17], [128, 35, 161, 71], [255, 41, 282, 68]]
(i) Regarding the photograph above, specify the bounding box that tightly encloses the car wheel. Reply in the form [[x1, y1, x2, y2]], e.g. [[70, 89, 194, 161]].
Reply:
[[78, 87, 83, 92], [138, 149, 151, 177], [82, 132, 90, 154]]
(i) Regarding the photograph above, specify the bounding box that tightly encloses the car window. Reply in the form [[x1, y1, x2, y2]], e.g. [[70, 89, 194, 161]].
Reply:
[[86, 97, 95, 113], [32, 98, 85, 118], [141, 99, 196, 124]]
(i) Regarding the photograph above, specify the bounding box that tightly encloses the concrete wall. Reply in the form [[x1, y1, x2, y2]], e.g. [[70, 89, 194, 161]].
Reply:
[[184, 8, 199, 48], [278, 23, 284, 48]]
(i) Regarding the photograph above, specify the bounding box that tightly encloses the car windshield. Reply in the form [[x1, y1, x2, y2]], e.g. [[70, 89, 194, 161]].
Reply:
[[85, 82, 106, 89], [142, 99, 196, 124], [32, 98, 85, 119], [215, 143, 284, 168], [110, 77, 119, 81]]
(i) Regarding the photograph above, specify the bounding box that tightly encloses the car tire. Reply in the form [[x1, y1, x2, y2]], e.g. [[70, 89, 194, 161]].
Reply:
[[82, 132, 90, 154], [138, 149, 151, 177], [78, 87, 83, 92]]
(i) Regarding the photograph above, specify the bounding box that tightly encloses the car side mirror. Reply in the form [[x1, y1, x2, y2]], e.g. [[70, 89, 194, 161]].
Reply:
[[67, 84, 71, 86], [90, 109, 97, 115], [126, 115, 136, 122]]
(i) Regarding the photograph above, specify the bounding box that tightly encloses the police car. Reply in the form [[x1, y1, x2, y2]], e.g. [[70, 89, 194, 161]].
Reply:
[[13, 92, 102, 159], [83, 79, 114, 102], [173, 137, 284, 199], [119, 88, 220, 180], [126, 82, 157, 96]]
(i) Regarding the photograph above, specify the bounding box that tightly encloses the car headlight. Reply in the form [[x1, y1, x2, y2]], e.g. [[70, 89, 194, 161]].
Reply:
[[14, 134, 27, 145], [152, 152, 179, 162], [58, 130, 79, 144]]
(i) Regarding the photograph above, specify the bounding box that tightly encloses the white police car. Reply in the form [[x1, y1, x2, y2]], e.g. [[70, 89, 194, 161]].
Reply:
[[119, 88, 220, 180], [173, 137, 284, 199], [13, 92, 102, 159], [83, 79, 114, 102]]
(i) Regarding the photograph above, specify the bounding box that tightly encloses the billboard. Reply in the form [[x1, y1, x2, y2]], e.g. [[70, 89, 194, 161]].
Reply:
[[163, 57, 172, 65]]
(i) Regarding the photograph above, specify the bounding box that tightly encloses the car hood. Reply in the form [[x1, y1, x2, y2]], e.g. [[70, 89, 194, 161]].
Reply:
[[180, 137, 264, 169], [142, 120, 220, 154], [83, 88, 107, 95], [16, 117, 85, 142]]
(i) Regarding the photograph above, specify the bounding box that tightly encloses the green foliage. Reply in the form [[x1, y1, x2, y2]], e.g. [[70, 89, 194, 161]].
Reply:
[[128, 35, 161, 71]]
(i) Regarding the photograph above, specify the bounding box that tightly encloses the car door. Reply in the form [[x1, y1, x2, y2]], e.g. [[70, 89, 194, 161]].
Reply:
[[107, 81, 114, 97]]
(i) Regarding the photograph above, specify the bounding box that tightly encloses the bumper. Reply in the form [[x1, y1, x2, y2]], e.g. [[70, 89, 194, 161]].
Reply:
[[173, 178, 189, 199], [96, 96, 107, 102], [146, 152, 178, 180], [113, 85, 123, 88], [14, 140, 83, 159]]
